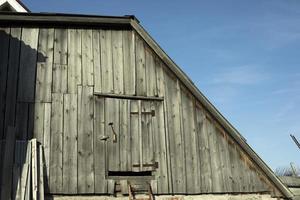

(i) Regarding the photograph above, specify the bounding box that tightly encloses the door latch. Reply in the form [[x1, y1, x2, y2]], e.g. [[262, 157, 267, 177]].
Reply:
[[108, 122, 117, 143]]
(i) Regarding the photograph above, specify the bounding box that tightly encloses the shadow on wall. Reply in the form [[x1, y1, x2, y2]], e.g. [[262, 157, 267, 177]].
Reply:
[[0, 28, 48, 199]]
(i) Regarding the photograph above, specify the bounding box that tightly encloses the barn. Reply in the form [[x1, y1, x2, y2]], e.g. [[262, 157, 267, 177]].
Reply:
[[0, 10, 295, 200]]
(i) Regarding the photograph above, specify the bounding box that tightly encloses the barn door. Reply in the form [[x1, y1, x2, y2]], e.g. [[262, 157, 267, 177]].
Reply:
[[103, 98, 160, 173]]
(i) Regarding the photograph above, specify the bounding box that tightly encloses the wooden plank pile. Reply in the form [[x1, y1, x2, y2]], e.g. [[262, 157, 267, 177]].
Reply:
[[0, 130, 45, 200]]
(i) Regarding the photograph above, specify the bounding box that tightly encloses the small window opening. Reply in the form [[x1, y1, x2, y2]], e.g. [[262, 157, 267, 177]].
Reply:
[[108, 171, 152, 177]]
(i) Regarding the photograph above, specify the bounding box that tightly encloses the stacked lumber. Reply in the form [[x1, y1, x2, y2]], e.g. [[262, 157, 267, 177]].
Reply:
[[0, 131, 45, 200]]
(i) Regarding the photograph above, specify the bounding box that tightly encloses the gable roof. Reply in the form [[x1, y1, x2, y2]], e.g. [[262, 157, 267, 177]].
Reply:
[[0, 12, 294, 199], [0, 0, 30, 12]]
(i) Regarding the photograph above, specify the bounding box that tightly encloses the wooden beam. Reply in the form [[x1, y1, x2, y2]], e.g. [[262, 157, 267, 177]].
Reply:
[[94, 93, 164, 101]]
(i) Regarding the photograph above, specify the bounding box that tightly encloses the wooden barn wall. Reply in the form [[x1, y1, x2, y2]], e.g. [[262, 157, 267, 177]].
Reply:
[[0, 26, 281, 196]]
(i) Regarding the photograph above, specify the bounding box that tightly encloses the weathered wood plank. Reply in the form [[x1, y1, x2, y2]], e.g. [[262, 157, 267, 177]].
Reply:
[[43, 103, 51, 193], [94, 97, 108, 193], [38, 144, 45, 200], [0, 127, 16, 200], [130, 100, 140, 172], [195, 105, 212, 193], [112, 30, 124, 94], [119, 99, 131, 171], [12, 141, 21, 200], [164, 72, 186, 193], [78, 86, 94, 193], [68, 29, 82, 93], [123, 30, 136, 95], [31, 139, 38, 200], [145, 47, 157, 96], [53, 28, 68, 93], [216, 128, 233, 192], [100, 30, 113, 93], [105, 98, 120, 172], [227, 136, 242, 192], [4, 28, 21, 138], [52, 64, 67, 94], [15, 103, 29, 140], [27, 103, 35, 140], [93, 30, 101, 93], [63, 93, 78, 193], [207, 118, 224, 192], [0, 27, 10, 138], [181, 89, 200, 193], [54, 28, 68, 65], [18, 28, 39, 102], [135, 33, 146, 96], [33, 103, 45, 143], [152, 100, 169, 193], [82, 29, 94, 86], [36, 28, 54, 102], [49, 93, 63, 193], [141, 101, 154, 171]]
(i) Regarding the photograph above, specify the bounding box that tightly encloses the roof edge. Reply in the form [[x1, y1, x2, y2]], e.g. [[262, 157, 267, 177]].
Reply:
[[0, 12, 134, 28], [130, 20, 294, 199]]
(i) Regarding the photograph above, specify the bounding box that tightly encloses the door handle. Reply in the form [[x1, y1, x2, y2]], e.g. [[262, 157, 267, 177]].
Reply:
[[108, 122, 117, 143]]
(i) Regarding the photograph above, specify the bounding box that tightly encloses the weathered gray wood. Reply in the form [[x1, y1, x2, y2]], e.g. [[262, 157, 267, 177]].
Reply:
[[112, 30, 124, 94], [36, 28, 54, 102], [43, 103, 51, 193], [33, 103, 45, 143], [164, 73, 186, 193], [141, 101, 154, 171], [27, 103, 35, 140], [100, 30, 113, 93], [54, 28, 68, 65], [39, 144, 45, 200], [156, 62, 172, 193], [94, 92, 164, 101], [122, 30, 136, 95], [145, 47, 157, 96], [119, 99, 131, 171], [207, 118, 224, 193], [195, 105, 212, 193], [1, 127, 16, 200], [152, 100, 169, 193], [94, 97, 108, 193], [49, 93, 63, 193], [4, 28, 21, 139], [53, 28, 68, 93], [15, 103, 29, 140], [120, 180, 128, 195], [78, 86, 94, 193], [68, 29, 82, 93], [0, 27, 10, 138], [12, 141, 21, 200], [24, 141, 32, 200], [181, 89, 200, 193], [107, 179, 115, 194], [17, 28, 39, 102], [135, 33, 146, 96], [52, 64, 67, 94], [227, 136, 242, 192], [82, 29, 94, 86], [105, 98, 120, 172], [130, 100, 140, 172], [63, 93, 78, 193], [31, 139, 38, 200], [93, 30, 101, 93], [216, 127, 233, 192], [0, 140, 3, 191]]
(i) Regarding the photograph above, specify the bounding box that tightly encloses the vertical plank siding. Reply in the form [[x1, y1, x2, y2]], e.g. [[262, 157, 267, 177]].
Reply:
[[0, 26, 281, 196]]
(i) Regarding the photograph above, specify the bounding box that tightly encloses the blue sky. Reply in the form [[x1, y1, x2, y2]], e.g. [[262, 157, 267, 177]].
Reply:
[[23, 0, 300, 170]]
